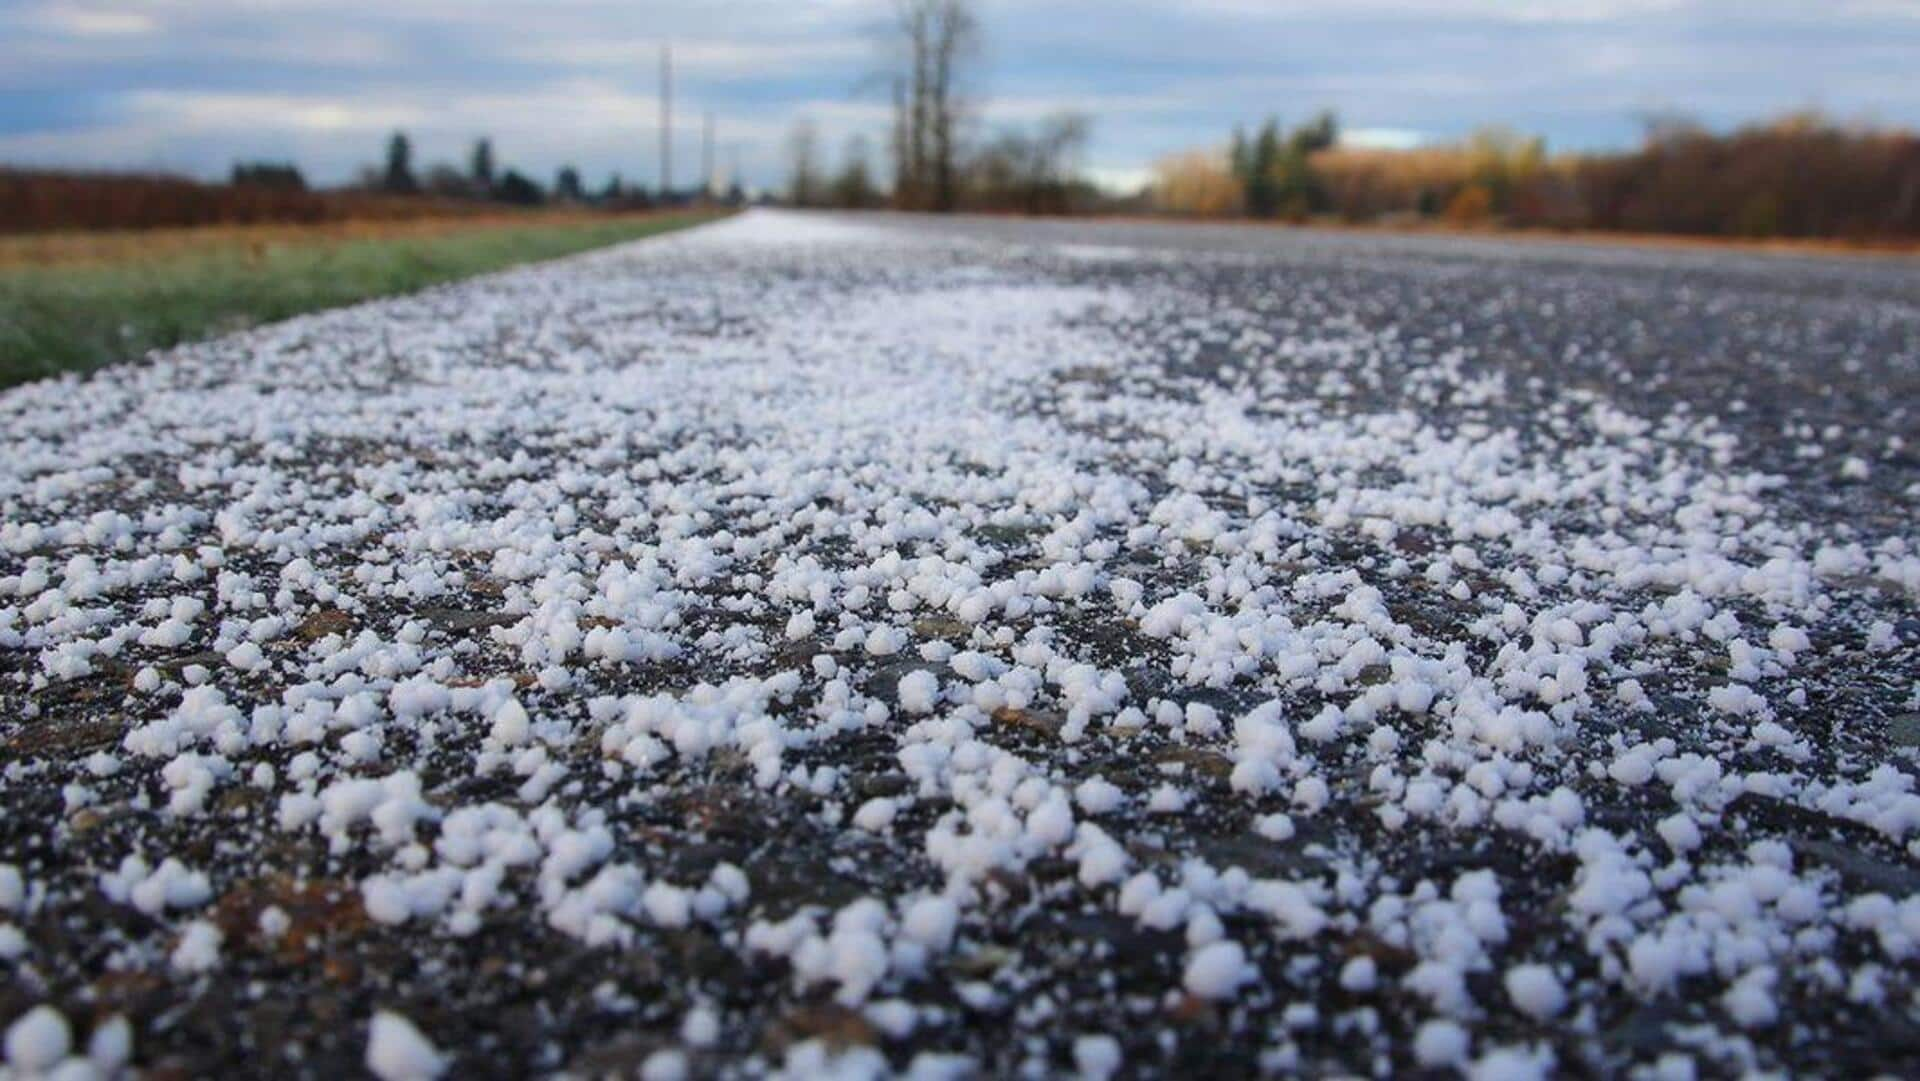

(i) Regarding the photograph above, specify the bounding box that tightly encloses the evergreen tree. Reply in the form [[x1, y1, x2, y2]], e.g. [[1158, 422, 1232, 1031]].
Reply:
[[555, 165, 583, 202], [1246, 118, 1282, 217], [1294, 111, 1338, 155], [495, 169, 544, 206], [1276, 111, 1338, 216], [470, 138, 495, 192], [383, 132, 418, 194], [1274, 142, 1315, 218]]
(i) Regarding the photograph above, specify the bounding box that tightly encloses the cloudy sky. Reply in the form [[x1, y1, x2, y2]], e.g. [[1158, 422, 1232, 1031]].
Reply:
[[2, 0, 1917, 193]]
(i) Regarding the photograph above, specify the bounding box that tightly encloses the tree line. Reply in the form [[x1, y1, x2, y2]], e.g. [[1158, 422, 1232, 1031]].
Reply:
[[3, 132, 720, 233], [1153, 111, 1920, 241], [226, 133, 744, 211], [339, 133, 712, 210]]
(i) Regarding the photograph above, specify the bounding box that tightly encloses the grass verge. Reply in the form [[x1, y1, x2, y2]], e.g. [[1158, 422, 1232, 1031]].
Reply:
[[0, 211, 721, 389]]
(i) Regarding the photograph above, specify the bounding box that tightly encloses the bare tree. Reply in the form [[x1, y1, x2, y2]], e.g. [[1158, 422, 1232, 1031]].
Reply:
[[881, 0, 979, 211], [1030, 112, 1090, 194], [831, 134, 880, 209], [785, 119, 822, 207], [967, 112, 1091, 214]]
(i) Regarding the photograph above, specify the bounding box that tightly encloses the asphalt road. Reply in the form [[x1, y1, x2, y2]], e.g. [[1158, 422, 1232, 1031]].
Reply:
[[2, 211, 1917, 1079]]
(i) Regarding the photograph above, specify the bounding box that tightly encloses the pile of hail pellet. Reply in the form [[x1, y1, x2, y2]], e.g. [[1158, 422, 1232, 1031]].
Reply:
[[3, 211, 1917, 1080]]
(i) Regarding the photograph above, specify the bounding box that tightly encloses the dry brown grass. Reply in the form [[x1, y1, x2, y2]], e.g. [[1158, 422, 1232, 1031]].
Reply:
[[1149, 150, 1244, 217], [0, 210, 676, 270], [1312, 146, 1480, 198], [0, 168, 509, 235]]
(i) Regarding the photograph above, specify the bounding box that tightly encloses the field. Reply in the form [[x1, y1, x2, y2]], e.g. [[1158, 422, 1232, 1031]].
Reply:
[[1, 212, 1917, 1078], [0, 211, 720, 388]]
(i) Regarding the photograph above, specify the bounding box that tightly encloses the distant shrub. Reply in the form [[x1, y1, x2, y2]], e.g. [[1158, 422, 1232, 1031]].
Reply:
[[230, 162, 307, 191], [423, 165, 478, 200], [1563, 113, 1920, 239], [1150, 150, 1243, 217], [1443, 185, 1494, 225]]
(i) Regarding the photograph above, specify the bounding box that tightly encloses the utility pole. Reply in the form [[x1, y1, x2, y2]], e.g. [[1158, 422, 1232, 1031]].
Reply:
[[659, 43, 672, 199], [702, 111, 715, 200]]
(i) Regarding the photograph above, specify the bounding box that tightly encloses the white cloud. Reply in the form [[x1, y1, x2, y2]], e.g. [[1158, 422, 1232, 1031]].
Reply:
[[32, 3, 158, 36], [1175, 0, 1688, 22], [1084, 164, 1151, 193], [985, 91, 1195, 123], [126, 91, 425, 134], [508, 36, 868, 78], [1340, 127, 1429, 150]]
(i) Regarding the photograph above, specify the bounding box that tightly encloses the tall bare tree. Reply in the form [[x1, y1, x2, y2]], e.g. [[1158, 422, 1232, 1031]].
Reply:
[[881, 0, 979, 211]]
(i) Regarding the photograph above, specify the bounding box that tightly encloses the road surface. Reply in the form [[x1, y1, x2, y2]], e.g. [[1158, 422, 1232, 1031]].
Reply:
[[2, 210, 1918, 1078]]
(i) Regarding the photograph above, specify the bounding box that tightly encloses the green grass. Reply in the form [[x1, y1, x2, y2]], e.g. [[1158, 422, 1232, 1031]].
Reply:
[[0, 212, 717, 389]]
